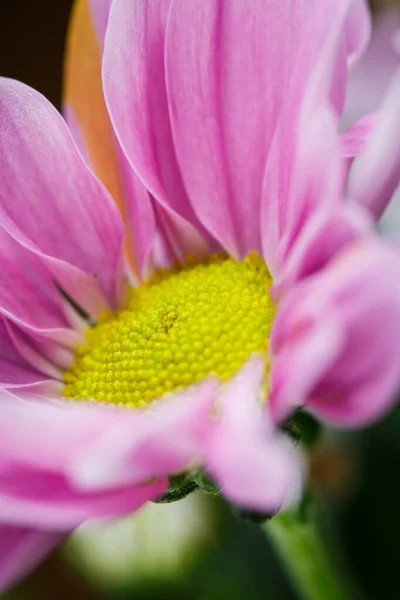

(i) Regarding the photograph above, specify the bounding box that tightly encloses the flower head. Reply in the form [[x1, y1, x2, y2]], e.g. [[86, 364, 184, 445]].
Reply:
[[1, 0, 400, 592]]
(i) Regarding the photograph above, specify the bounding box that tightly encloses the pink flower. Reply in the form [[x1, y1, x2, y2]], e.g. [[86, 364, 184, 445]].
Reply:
[[1, 0, 400, 592]]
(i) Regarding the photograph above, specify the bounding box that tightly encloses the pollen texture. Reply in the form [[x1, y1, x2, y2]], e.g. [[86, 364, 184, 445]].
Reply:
[[64, 253, 275, 407]]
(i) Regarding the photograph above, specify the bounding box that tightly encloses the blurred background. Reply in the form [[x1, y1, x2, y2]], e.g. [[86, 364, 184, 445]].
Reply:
[[1, 1, 400, 599]]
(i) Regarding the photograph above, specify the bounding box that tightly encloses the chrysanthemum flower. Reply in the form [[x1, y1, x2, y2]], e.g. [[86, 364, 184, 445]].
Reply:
[[1, 0, 400, 592]]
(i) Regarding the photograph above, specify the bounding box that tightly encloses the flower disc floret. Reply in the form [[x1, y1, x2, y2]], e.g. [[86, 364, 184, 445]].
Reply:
[[64, 253, 275, 406]]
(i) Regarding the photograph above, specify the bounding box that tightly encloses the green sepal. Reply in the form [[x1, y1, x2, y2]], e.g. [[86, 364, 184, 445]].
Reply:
[[153, 469, 222, 503], [194, 470, 220, 496], [153, 473, 199, 504]]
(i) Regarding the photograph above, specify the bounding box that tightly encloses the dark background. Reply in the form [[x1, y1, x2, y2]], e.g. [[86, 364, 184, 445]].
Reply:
[[0, 1, 73, 110], [1, 2, 400, 599]]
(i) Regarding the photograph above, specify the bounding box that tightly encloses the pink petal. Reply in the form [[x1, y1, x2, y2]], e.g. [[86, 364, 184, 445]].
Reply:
[[340, 112, 379, 158], [64, 1, 157, 280], [102, 0, 210, 263], [270, 300, 345, 424], [0, 227, 79, 347], [5, 320, 71, 379], [262, 0, 370, 274], [89, 0, 112, 44], [0, 77, 125, 314], [274, 203, 372, 297], [349, 68, 400, 219], [344, 0, 372, 66], [166, 0, 317, 257], [0, 319, 54, 389], [116, 143, 157, 280], [278, 106, 344, 269], [0, 464, 165, 531], [0, 525, 63, 594], [0, 393, 166, 529], [205, 358, 303, 512], [62, 104, 91, 164], [70, 379, 218, 491], [0, 378, 217, 529], [64, 101, 157, 281], [343, 7, 400, 128], [271, 240, 400, 427]]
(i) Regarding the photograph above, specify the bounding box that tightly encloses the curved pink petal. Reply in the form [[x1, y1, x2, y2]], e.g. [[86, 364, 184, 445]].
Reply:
[[69, 379, 218, 491], [62, 104, 91, 164], [116, 147, 157, 280], [64, 0, 157, 280], [0, 400, 166, 529], [0, 525, 63, 594], [271, 240, 400, 427], [205, 358, 303, 511], [89, 0, 112, 44], [0, 227, 80, 347], [262, 0, 370, 274], [349, 68, 400, 219], [275, 203, 372, 297], [0, 379, 217, 529], [0, 77, 125, 314], [270, 301, 345, 424], [5, 320, 71, 379], [278, 106, 344, 270], [343, 8, 400, 128], [0, 319, 54, 389], [340, 112, 379, 158], [344, 0, 372, 66], [166, 0, 319, 258], [64, 101, 157, 281], [102, 0, 210, 263], [0, 465, 165, 531], [64, 3, 158, 282]]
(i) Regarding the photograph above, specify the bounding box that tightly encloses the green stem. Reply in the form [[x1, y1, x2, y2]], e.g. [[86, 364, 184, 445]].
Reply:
[[264, 493, 363, 600]]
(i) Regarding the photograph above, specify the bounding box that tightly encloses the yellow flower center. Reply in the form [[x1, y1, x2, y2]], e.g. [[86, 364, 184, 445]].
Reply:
[[64, 253, 275, 407]]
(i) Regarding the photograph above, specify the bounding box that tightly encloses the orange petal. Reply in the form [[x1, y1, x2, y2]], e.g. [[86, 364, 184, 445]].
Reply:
[[63, 0, 137, 274]]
